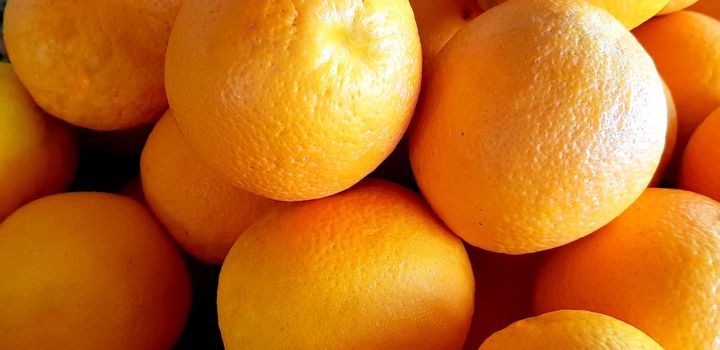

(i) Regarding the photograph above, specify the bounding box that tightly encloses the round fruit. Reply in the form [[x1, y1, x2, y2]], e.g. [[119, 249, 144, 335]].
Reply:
[[479, 310, 663, 349], [689, 0, 720, 19], [217, 179, 474, 349], [0, 62, 77, 221], [0, 192, 191, 349], [410, 0, 667, 254], [4, 0, 181, 130], [475, 0, 669, 29], [633, 11, 720, 157], [650, 82, 678, 186], [679, 106, 720, 202], [141, 111, 282, 264], [166, 0, 422, 201], [534, 188, 720, 350], [658, 0, 699, 14], [409, 0, 482, 71]]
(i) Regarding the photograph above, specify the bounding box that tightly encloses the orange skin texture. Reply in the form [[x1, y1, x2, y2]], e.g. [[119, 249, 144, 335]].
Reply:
[[479, 310, 663, 349], [141, 112, 282, 264], [0, 193, 192, 350], [410, 0, 667, 254], [659, 0, 700, 14], [463, 248, 545, 349], [679, 107, 720, 202], [534, 188, 720, 350], [4, 0, 181, 131], [689, 0, 720, 19], [476, 0, 669, 29], [166, 0, 422, 202], [409, 0, 482, 71], [217, 179, 474, 349], [0, 63, 77, 221], [650, 82, 678, 186], [634, 12, 720, 166]]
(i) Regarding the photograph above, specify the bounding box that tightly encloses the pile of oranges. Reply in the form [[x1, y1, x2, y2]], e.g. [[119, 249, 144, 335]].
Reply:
[[0, 0, 719, 348]]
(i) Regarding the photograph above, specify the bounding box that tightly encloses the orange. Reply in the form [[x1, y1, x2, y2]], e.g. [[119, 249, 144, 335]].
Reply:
[[409, 0, 482, 71], [633, 11, 720, 162], [475, 0, 670, 29], [658, 0, 700, 14], [4, 0, 182, 130], [650, 82, 678, 186], [410, 0, 667, 254], [479, 310, 663, 349], [217, 179, 474, 349], [0, 192, 191, 349], [534, 188, 720, 350], [165, 0, 422, 201], [0, 62, 77, 221], [463, 248, 545, 349], [688, 0, 720, 19], [141, 111, 282, 264], [679, 106, 720, 202]]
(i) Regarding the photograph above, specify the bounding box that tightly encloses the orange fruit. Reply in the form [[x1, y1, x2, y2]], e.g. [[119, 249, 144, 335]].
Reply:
[[141, 111, 282, 264], [688, 0, 720, 19], [479, 310, 663, 349], [165, 0, 422, 201], [463, 248, 545, 349], [658, 0, 700, 14], [0, 62, 77, 221], [534, 188, 720, 350], [217, 179, 474, 349], [633, 11, 720, 160], [4, 0, 182, 130], [650, 82, 678, 186], [409, 0, 667, 254], [679, 106, 720, 202], [409, 0, 482, 71], [475, 0, 670, 29], [0, 192, 191, 349]]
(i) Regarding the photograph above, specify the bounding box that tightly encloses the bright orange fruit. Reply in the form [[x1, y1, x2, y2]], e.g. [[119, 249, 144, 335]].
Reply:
[[0, 62, 77, 220], [650, 82, 678, 186], [217, 179, 474, 349], [480, 310, 663, 349], [165, 0, 422, 201], [141, 111, 282, 264], [4, 0, 182, 130], [535, 188, 720, 350], [410, 0, 667, 254], [688, 0, 720, 19], [679, 106, 720, 202], [633, 11, 720, 166], [658, 0, 700, 14], [0, 193, 191, 349], [475, 0, 669, 29]]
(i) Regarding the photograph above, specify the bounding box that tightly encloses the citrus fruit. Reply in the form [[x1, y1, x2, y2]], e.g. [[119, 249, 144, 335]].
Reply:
[[409, 0, 482, 71], [650, 82, 678, 186], [679, 106, 720, 202], [463, 248, 545, 349], [409, 0, 667, 254], [118, 178, 146, 205], [4, 0, 182, 130], [141, 111, 282, 264], [0, 192, 192, 349], [688, 0, 720, 19], [165, 0, 422, 201], [658, 0, 700, 14], [0, 62, 77, 221], [217, 179, 474, 349], [534, 188, 720, 350], [479, 310, 663, 349], [633, 11, 720, 159], [475, 0, 670, 29]]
